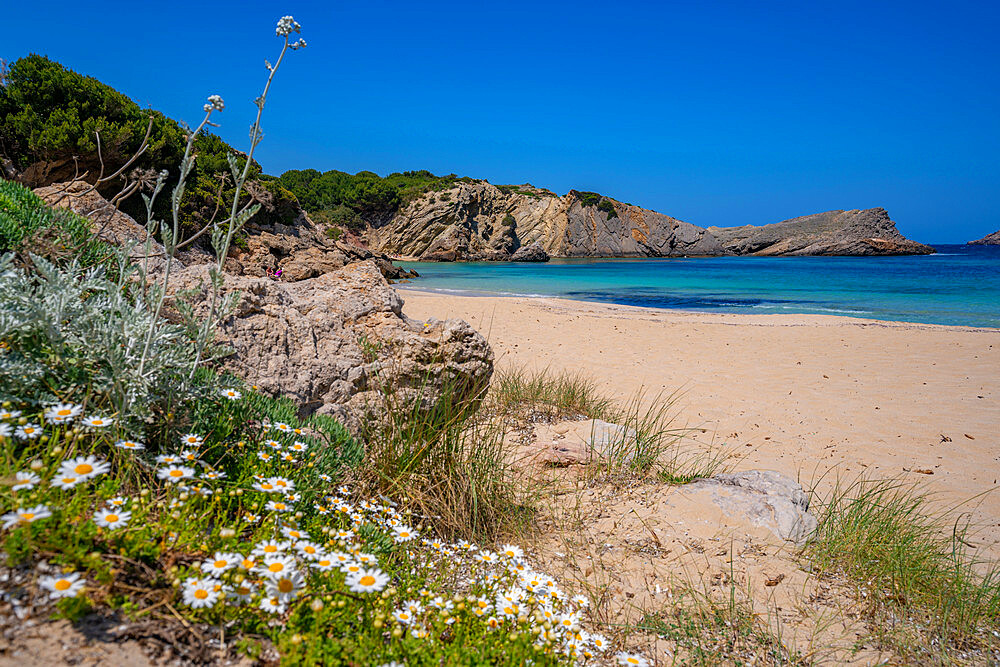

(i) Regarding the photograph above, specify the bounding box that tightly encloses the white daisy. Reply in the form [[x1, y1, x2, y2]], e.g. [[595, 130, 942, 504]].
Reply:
[[266, 571, 305, 602], [15, 423, 41, 440], [0, 410, 21, 420], [114, 439, 145, 451], [2, 504, 52, 530], [82, 415, 113, 428], [58, 455, 110, 480], [221, 388, 242, 401], [93, 509, 130, 529], [45, 403, 81, 423], [182, 577, 221, 608], [345, 567, 389, 594], [180, 433, 203, 447], [288, 441, 308, 452], [39, 572, 84, 598], [257, 451, 273, 462], [106, 496, 128, 507], [259, 595, 287, 614], [51, 474, 83, 489], [258, 555, 297, 579], [157, 466, 195, 483], [615, 652, 649, 667], [11, 471, 40, 491], [201, 552, 241, 575], [392, 525, 417, 542]]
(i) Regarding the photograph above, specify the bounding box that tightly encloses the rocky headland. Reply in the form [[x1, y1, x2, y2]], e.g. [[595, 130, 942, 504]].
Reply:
[[366, 180, 933, 260], [968, 230, 1000, 245]]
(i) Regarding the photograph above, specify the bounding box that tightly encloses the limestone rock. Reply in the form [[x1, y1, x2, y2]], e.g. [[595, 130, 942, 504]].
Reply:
[[509, 242, 550, 262], [968, 230, 1000, 245], [707, 208, 935, 256], [529, 418, 635, 466], [683, 470, 817, 544], [167, 260, 493, 425]]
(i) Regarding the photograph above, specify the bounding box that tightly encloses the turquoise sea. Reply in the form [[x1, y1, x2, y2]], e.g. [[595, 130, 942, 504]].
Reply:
[[398, 245, 1000, 328]]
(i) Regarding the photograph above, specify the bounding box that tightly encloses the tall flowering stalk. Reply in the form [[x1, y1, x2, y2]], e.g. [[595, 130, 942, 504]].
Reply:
[[189, 15, 306, 377]]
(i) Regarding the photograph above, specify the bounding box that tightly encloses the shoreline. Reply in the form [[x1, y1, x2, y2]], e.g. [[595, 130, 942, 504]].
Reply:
[[399, 287, 1000, 563], [395, 284, 999, 332]]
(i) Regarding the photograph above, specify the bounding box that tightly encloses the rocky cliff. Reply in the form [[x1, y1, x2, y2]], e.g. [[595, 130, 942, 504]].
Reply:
[[367, 181, 932, 259], [968, 230, 1000, 245]]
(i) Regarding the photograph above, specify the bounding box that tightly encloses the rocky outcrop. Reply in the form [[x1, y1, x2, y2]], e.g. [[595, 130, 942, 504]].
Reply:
[[509, 242, 550, 262], [168, 261, 494, 425], [968, 230, 1000, 245], [707, 208, 935, 256], [683, 470, 817, 544], [368, 181, 931, 259]]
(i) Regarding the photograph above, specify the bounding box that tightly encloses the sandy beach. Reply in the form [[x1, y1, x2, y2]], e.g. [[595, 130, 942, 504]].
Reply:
[[399, 287, 1000, 561]]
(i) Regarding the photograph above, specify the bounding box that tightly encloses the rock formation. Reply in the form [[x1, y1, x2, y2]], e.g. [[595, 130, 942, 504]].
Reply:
[[168, 262, 493, 426], [707, 208, 935, 256], [968, 230, 1000, 245], [367, 181, 933, 259], [509, 242, 550, 262]]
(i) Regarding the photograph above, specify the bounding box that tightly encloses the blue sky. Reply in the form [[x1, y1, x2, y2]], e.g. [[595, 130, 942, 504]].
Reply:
[[4, 0, 999, 242]]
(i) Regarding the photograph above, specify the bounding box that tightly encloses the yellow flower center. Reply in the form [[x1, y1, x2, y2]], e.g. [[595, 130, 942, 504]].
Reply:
[[318, 560, 331, 567], [264, 546, 277, 553], [169, 470, 183, 477], [214, 560, 227, 568], [24, 428, 35, 434], [242, 559, 254, 568], [106, 514, 119, 523], [268, 563, 284, 572], [57, 409, 72, 417], [74, 463, 93, 475], [13, 479, 28, 487], [278, 579, 294, 593], [304, 546, 315, 554], [261, 484, 273, 490], [626, 660, 639, 666], [20, 513, 34, 521], [359, 575, 376, 587], [194, 589, 208, 600], [54, 579, 71, 591], [274, 504, 286, 510], [61, 477, 76, 484]]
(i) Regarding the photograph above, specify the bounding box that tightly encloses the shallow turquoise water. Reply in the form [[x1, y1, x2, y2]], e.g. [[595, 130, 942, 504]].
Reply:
[[398, 245, 1000, 328]]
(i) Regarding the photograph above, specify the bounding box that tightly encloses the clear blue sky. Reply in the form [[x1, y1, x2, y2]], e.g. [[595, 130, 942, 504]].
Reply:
[[5, 0, 999, 242]]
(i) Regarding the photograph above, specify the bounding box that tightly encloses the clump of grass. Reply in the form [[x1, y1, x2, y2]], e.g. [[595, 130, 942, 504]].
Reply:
[[491, 366, 613, 419], [634, 587, 805, 666], [806, 477, 1000, 659]]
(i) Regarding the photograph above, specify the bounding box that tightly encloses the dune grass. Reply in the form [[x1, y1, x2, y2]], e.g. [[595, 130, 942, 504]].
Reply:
[[806, 477, 1000, 661]]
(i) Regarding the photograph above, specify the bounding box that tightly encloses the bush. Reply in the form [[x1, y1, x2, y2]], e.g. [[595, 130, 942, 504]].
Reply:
[[597, 198, 618, 219]]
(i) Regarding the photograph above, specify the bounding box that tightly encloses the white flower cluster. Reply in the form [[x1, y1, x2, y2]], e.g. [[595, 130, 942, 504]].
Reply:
[[275, 15, 301, 36], [203, 94, 225, 113]]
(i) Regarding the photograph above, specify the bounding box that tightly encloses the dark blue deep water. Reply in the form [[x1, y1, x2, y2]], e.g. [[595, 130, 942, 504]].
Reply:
[[399, 245, 1000, 328]]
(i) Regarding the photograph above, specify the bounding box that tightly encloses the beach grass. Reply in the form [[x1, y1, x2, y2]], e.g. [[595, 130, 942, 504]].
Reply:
[[806, 477, 1000, 660]]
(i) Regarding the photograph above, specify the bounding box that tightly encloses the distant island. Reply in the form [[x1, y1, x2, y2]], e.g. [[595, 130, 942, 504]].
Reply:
[[968, 230, 1000, 245]]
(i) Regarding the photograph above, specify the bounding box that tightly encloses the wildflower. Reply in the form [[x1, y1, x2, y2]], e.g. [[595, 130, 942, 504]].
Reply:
[[39, 572, 84, 599], [319, 474, 331, 482], [269, 476, 294, 492], [45, 403, 81, 423], [259, 555, 297, 579], [284, 492, 301, 503], [257, 452, 273, 462], [333, 528, 354, 541], [288, 441, 307, 452], [394, 608, 417, 624], [273, 422, 291, 433], [276, 15, 301, 36], [280, 453, 297, 463], [259, 595, 286, 614], [266, 570, 304, 602], [227, 583, 254, 603], [252, 540, 289, 558], [2, 504, 52, 530], [59, 455, 110, 480], [328, 551, 353, 565], [182, 578, 221, 608], [179, 450, 198, 462], [266, 500, 292, 512], [82, 415, 113, 428], [180, 433, 203, 447], [15, 423, 41, 440], [221, 388, 242, 400], [337, 485, 350, 495], [486, 616, 501, 629], [93, 509, 131, 529], [202, 552, 242, 575], [500, 544, 524, 560], [11, 471, 40, 491], [244, 513, 261, 523], [114, 439, 145, 451], [616, 652, 649, 667], [0, 423, 11, 439], [265, 439, 283, 450], [283, 527, 308, 541], [253, 480, 278, 494], [204, 471, 226, 480], [0, 409, 21, 420], [590, 634, 609, 651], [345, 567, 389, 594], [313, 556, 336, 571], [238, 555, 257, 570], [572, 594, 590, 608], [156, 454, 180, 464], [157, 466, 195, 483], [476, 550, 498, 564], [51, 474, 83, 489], [393, 525, 417, 542], [106, 496, 128, 507], [355, 552, 377, 566]]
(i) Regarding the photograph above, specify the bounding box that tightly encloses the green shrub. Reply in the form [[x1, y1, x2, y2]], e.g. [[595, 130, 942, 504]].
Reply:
[[597, 198, 618, 219]]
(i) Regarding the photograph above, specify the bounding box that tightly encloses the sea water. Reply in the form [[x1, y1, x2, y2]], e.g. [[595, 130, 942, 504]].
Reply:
[[397, 245, 1000, 328]]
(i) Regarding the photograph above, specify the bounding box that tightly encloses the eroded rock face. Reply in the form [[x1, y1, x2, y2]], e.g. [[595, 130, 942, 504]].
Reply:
[[683, 470, 817, 544], [168, 261, 494, 425], [708, 208, 935, 256], [968, 230, 1000, 245], [369, 181, 933, 259], [509, 242, 550, 262]]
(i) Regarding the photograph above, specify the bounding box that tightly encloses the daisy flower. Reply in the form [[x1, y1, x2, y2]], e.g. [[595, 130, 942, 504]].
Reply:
[[355, 552, 378, 566], [284, 492, 301, 503], [312, 556, 336, 571], [106, 496, 128, 507], [476, 550, 498, 564], [333, 528, 354, 541], [59, 455, 110, 480], [45, 403, 81, 423], [340, 562, 364, 577], [243, 513, 261, 523], [226, 583, 255, 604], [237, 555, 257, 570], [15, 423, 41, 440], [337, 485, 350, 495], [345, 567, 389, 594], [114, 439, 145, 451], [82, 415, 113, 428], [203, 471, 226, 480], [486, 616, 501, 630], [253, 480, 278, 492], [0, 422, 13, 438], [318, 474, 331, 482], [2, 504, 52, 530], [182, 578, 221, 608], [393, 608, 417, 624], [157, 466, 195, 483], [266, 500, 292, 512], [93, 509, 131, 529], [273, 422, 291, 433], [328, 551, 353, 565], [283, 527, 308, 541], [179, 450, 198, 462], [0, 409, 21, 420], [265, 439, 283, 450], [51, 474, 83, 489], [616, 652, 649, 667], [590, 634, 609, 652], [180, 433, 203, 447], [259, 596, 287, 614], [252, 540, 289, 558], [392, 525, 417, 542], [257, 451, 273, 462], [266, 571, 305, 602], [155, 454, 180, 464], [11, 471, 40, 491], [221, 388, 242, 400], [201, 552, 241, 576], [259, 555, 297, 579], [39, 572, 84, 599], [280, 453, 297, 463], [288, 441, 308, 452], [500, 544, 524, 560], [269, 476, 294, 492]]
